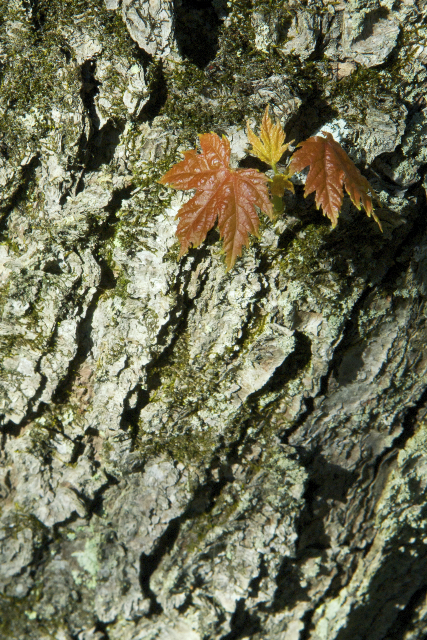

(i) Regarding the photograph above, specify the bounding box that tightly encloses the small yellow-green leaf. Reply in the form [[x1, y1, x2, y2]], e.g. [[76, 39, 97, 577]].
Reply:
[[270, 173, 294, 198], [246, 105, 292, 167]]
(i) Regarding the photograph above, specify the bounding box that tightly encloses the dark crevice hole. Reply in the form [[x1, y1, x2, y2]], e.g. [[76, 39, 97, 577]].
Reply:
[[0, 154, 41, 241], [42, 260, 63, 275], [80, 59, 101, 131], [22, 0, 46, 32], [269, 557, 309, 612], [388, 584, 427, 640], [264, 331, 312, 394], [174, 0, 227, 67], [120, 384, 150, 446], [220, 599, 262, 640], [139, 517, 181, 615], [137, 61, 168, 122]]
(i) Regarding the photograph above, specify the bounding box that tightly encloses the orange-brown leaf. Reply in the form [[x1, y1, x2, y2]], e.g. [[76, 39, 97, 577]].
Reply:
[[289, 132, 381, 230], [159, 133, 273, 269]]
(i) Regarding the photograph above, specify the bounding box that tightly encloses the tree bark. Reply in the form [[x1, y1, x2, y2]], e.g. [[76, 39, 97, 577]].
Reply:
[[1, 1, 427, 639]]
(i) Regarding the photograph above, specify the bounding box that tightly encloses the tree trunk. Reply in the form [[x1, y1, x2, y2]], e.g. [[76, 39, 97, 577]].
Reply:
[[1, 1, 427, 638]]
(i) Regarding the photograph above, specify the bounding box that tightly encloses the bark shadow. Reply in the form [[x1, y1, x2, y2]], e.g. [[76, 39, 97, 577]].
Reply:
[[220, 599, 262, 640], [269, 457, 358, 612], [269, 557, 310, 612], [332, 532, 427, 640], [174, 0, 228, 68], [296, 455, 358, 560], [284, 98, 338, 145]]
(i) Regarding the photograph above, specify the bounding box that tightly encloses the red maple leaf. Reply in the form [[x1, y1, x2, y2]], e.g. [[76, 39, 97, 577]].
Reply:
[[159, 133, 273, 269], [289, 132, 382, 230]]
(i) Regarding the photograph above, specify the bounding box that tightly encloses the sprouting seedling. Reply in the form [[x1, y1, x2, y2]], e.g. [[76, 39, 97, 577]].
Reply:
[[159, 105, 381, 268]]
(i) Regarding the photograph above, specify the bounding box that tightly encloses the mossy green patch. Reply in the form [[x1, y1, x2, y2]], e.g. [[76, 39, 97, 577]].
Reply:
[[0, 594, 41, 639], [275, 223, 333, 283], [158, 0, 326, 146]]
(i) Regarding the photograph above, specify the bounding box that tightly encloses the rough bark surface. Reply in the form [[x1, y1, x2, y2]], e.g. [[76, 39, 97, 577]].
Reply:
[[1, 1, 427, 639]]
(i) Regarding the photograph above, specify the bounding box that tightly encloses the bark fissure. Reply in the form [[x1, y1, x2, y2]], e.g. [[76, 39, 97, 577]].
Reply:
[[0, 154, 41, 239]]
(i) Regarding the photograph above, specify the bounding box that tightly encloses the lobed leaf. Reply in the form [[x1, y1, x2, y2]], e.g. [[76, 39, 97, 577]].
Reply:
[[289, 131, 382, 230], [246, 105, 292, 168], [159, 132, 273, 269]]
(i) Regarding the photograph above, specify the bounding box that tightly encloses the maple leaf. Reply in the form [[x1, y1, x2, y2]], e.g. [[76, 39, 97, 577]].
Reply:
[[270, 173, 294, 198], [159, 132, 273, 269], [246, 105, 292, 168], [289, 131, 382, 230]]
